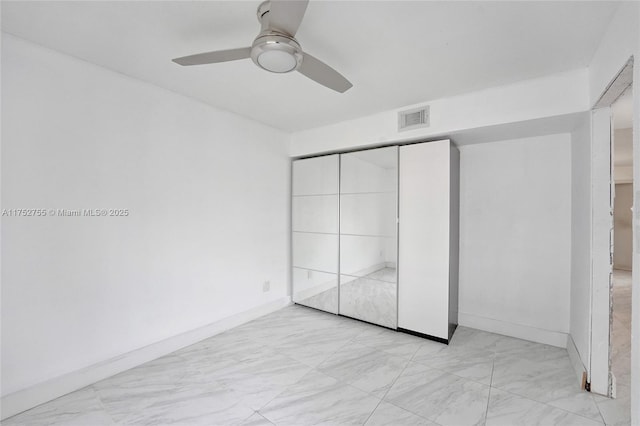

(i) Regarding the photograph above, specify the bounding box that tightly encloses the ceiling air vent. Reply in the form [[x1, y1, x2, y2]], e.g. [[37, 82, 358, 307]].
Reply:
[[398, 106, 430, 132]]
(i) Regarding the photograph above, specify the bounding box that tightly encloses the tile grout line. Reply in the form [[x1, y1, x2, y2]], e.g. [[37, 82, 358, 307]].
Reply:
[[412, 337, 500, 391], [592, 395, 608, 425], [490, 344, 608, 424], [489, 384, 608, 425], [255, 315, 367, 421], [253, 365, 319, 422], [408, 355, 494, 388], [361, 353, 414, 426], [592, 390, 616, 425], [383, 399, 441, 425], [483, 359, 495, 423], [367, 354, 443, 425], [248, 411, 275, 425], [312, 326, 438, 421], [361, 397, 384, 425], [89, 385, 118, 425]]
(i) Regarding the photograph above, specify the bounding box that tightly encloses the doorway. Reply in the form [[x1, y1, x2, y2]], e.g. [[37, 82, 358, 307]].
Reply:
[[590, 58, 634, 425]]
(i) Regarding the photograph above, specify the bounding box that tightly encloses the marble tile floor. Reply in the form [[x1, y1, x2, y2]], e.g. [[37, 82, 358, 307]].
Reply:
[[3, 304, 629, 426]]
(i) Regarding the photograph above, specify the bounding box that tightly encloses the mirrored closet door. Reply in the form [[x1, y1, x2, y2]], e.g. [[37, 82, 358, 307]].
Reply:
[[291, 155, 339, 313], [292, 140, 458, 341], [339, 147, 398, 328]]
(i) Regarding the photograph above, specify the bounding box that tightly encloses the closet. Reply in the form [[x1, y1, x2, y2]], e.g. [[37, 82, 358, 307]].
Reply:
[[292, 140, 459, 343]]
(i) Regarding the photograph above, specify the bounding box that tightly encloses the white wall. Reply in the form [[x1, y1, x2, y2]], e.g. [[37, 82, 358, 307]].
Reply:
[[291, 69, 589, 157], [569, 113, 592, 375], [458, 134, 572, 347], [1, 33, 290, 401]]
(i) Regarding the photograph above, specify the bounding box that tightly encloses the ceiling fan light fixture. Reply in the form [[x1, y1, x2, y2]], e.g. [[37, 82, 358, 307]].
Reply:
[[251, 33, 303, 73], [257, 49, 297, 73]]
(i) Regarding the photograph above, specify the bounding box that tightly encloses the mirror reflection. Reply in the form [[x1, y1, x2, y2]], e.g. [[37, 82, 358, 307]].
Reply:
[[340, 147, 398, 328], [292, 155, 339, 314]]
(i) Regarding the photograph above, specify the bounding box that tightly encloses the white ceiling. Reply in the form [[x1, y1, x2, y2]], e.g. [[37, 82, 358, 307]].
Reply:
[[1, 1, 620, 132]]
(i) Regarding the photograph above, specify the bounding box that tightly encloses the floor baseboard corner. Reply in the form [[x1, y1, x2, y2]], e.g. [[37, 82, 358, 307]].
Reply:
[[1, 296, 291, 421], [458, 312, 568, 348]]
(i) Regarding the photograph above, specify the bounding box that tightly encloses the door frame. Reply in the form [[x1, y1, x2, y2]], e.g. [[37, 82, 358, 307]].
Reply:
[[590, 58, 634, 396]]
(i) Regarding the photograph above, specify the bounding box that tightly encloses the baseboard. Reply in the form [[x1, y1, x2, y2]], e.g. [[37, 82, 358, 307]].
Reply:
[[458, 312, 568, 348], [566, 334, 589, 388], [1, 296, 291, 420]]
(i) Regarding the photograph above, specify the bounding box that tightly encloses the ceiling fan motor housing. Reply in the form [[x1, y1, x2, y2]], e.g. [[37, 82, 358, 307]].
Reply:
[[252, 1, 303, 74], [251, 33, 303, 73]]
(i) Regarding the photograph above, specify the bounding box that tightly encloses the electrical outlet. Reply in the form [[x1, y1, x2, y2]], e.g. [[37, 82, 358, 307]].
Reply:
[[263, 281, 270, 292]]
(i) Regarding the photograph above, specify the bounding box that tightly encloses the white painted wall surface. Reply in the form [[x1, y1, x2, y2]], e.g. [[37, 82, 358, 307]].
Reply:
[[570, 113, 592, 375], [290, 69, 590, 157], [1, 34, 290, 398], [458, 134, 572, 347], [590, 107, 614, 396]]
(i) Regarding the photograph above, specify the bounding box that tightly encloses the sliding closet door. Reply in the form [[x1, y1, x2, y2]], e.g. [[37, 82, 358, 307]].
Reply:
[[398, 140, 452, 340], [292, 155, 339, 313], [340, 147, 398, 328]]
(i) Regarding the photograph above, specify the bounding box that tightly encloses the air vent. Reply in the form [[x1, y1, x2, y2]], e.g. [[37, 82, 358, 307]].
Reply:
[[398, 106, 430, 132]]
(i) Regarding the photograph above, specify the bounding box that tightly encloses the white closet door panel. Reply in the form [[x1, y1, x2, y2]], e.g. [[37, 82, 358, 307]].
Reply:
[[398, 141, 450, 339], [292, 155, 339, 196], [292, 195, 339, 233]]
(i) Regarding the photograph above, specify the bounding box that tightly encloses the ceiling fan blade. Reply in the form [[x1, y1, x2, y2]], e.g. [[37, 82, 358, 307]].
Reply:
[[268, 0, 309, 36], [298, 52, 352, 93], [172, 47, 251, 66]]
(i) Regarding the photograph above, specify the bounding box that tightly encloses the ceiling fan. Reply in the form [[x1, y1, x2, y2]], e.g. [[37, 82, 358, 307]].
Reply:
[[172, 0, 352, 93]]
